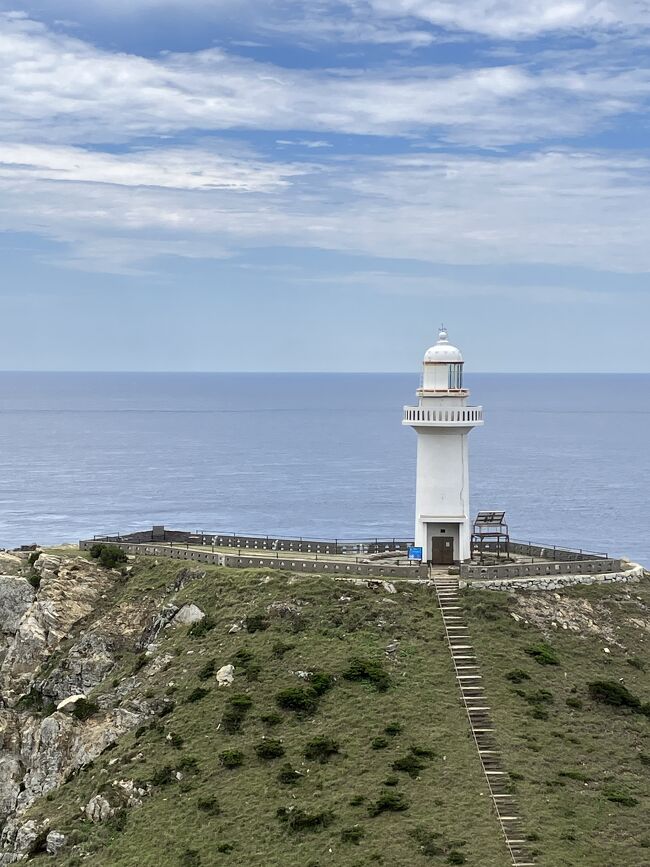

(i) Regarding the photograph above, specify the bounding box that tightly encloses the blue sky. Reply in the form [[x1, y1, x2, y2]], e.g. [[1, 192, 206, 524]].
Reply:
[[1, 1, 650, 372]]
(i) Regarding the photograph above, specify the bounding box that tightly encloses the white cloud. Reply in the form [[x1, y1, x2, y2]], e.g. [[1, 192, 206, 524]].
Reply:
[[1, 13, 649, 147], [2, 147, 650, 277], [0, 142, 302, 190]]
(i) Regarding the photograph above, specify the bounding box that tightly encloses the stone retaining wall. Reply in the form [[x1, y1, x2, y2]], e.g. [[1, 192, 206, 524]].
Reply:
[[460, 564, 645, 593], [78, 540, 429, 579], [460, 557, 622, 581]]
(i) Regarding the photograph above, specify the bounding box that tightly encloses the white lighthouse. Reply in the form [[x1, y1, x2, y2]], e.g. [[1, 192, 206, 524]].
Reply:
[[402, 328, 483, 564]]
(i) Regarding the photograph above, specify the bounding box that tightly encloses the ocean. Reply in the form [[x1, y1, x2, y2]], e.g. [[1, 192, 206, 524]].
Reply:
[[0, 372, 647, 565]]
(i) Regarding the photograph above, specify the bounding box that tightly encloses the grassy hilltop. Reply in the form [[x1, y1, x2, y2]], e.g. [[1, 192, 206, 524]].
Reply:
[[18, 554, 650, 867]]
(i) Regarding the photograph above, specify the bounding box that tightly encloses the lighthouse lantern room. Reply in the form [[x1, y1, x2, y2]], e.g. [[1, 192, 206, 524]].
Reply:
[[402, 328, 483, 564]]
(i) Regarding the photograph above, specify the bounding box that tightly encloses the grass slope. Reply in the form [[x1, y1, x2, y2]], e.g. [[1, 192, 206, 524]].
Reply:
[[29, 558, 507, 867], [465, 582, 650, 867]]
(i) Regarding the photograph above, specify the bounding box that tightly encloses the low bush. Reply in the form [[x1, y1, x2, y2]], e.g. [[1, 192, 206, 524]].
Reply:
[[384, 721, 402, 736], [525, 689, 554, 706], [448, 852, 467, 864], [559, 770, 592, 782], [276, 807, 334, 833], [89, 543, 128, 569], [188, 616, 215, 639], [233, 647, 261, 680], [371, 736, 389, 750], [303, 736, 340, 764], [272, 640, 295, 658], [588, 680, 641, 710], [506, 669, 531, 684], [343, 657, 391, 692], [411, 827, 443, 856], [197, 659, 216, 681], [340, 826, 366, 844], [309, 671, 335, 696], [27, 572, 41, 590], [186, 687, 209, 704], [566, 696, 583, 710], [639, 754, 650, 766], [525, 643, 560, 666], [275, 687, 318, 715], [261, 712, 283, 727], [392, 752, 426, 779], [177, 756, 199, 774], [349, 795, 365, 806], [368, 791, 409, 817], [219, 749, 244, 769], [71, 698, 99, 721], [245, 613, 270, 633], [383, 775, 399, 787], [222, 694, 253, 733], [168, 732, 184, 750], [255, 739, 285, 760], [197, 797, 220, 815], [151, 765, 175, 786], [278, 764, 303, 785], [132, 653, 148, 675], [410, 746, 436, 758], [627, 656, 645, 671], [604, 789, 638, 807]]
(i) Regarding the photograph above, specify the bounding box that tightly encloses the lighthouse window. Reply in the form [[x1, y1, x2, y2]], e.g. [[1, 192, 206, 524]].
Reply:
[[448, 363, 463, 390]]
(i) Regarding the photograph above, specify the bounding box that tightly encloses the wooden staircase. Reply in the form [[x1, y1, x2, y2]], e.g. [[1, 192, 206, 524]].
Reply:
[[433, 575, 536, 867]]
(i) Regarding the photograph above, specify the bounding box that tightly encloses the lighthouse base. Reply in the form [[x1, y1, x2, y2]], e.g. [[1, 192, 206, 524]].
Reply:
[[415, 519, 471, 564]]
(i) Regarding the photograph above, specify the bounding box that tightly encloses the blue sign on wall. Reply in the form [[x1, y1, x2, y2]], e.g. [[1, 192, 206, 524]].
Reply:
[[408, 546, 423, 561]]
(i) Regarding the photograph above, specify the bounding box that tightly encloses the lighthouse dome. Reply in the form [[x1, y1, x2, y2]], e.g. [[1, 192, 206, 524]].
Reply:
[[423, 328, 463, 364]]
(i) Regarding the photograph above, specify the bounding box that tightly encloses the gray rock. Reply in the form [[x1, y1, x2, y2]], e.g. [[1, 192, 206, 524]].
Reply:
[[45, 831, 66, 856], [171, 604, 205, 627], [85, 794, 114, 823], [216, 664, 234, 687]]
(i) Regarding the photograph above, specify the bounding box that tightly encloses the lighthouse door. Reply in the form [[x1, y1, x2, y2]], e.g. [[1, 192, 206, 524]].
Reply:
[[430, 536, 454, 566]]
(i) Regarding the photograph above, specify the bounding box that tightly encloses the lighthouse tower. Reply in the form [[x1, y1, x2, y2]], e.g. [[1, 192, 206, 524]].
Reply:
[[402, 328, 483, 564]]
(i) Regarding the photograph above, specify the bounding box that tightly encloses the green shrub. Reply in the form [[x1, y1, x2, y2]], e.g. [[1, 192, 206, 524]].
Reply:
[[529, 707, 549, 721], [604, 789, 638, 807], [526, 689, 554, 706], [368, 791, 409, 816], [559, 770, 592, 782], [506, 669, 531, 683], [275, 687, 318, 715], [525, 643, 560, 666], [219, 750, 244, 769], [186, 687, 209, 704], [410, 746, 436, 758], [343, 657, 391, 692], [276, 807, 334, 833], [309, 671, 335, 696], [197, 659, 216, 681], [255, 739, 285, 760], [222, 694, 253, 733], [341, 826, 366, 845], [151, 765, 175, 786], [89, 543, 128, 569], [169, 732, 184, 750], [303, 736, 340, 763], [411, 827, 443, 856], [640, 754, 650, 766], [188, 616, 215, 638], [106, 809, 128, 833], [392, 752, 426, 779], [233, 647, 261, 680], [384, 721, 402, 736], [216, 844, 234, 853], [371, 736, 389, 750], [349, 795, 365, 806], [383, 775, 399, 787], [27, 572, 41, 590], [177, 756, 199, 774], [448, 852, 467, 864], [566, 696, 583, 710], [272, 640, 295, 658], [197, 797, 220, 814], [588, 680, 641, 710], [627, 656, 645, 671], [27, 551, 40, 566], [132, 653, 148, 675], [245, 613, 270, 633], [71, 698, 99, 721], [159, 700, 175, 718], [278, 764, 303, 785]]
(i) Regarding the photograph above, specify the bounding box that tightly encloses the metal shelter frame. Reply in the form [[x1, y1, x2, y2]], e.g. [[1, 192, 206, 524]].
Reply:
[[471, 511, 510, 563]]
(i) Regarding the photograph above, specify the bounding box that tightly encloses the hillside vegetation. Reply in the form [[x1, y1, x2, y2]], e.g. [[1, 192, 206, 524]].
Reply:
[[0, 550, 647, 866]]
